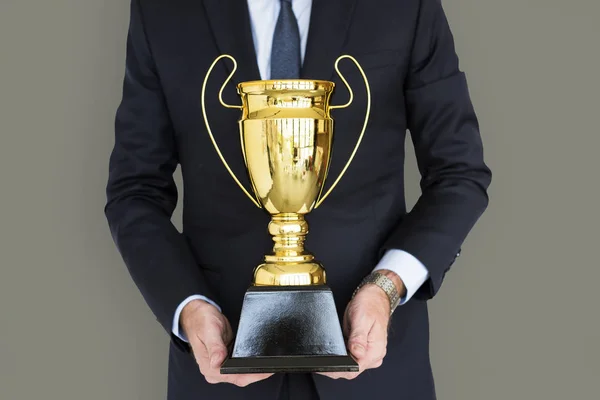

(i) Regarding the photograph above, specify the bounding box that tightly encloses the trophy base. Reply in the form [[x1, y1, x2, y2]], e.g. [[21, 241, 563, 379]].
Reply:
[[221, 285, 358, 374], [221, 355, 357, 374]]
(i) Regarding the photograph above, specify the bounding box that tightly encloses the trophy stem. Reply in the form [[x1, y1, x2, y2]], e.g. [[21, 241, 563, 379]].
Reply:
[[267, 213, 312, 262], [253, 213, 326, 286]]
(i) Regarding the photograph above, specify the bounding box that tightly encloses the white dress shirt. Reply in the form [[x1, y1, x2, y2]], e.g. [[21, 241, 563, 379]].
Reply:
[[172, 0, 429, 341]]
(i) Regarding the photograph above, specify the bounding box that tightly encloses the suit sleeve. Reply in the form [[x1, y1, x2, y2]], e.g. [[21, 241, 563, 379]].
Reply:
[[380, 0, 492, 300], [105, 0, 217, 341]]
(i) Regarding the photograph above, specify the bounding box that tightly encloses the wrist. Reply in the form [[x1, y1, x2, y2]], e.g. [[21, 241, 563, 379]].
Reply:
[[354, 270, 406, 315], [358, 284, 392, 313], [181, 299, 219, 332]]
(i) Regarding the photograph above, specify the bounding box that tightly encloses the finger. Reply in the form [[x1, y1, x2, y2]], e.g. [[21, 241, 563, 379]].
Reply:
[[347, 316, 373, 361], [204, 372, 271, 386], [204, 373, 273, 387], [360, 323, 387, 369], [200, 333, 228, 369], [188, 319, 237, 384], [317, 371, 361, 380], [190, 340, 224, 378], [231, 373, 274, 387], [367, 322, 387, 359], [342, 306, 352, 337], [221, 318, 234, 346], [191, 340, 211, 374], [191, 339, 220, 379]]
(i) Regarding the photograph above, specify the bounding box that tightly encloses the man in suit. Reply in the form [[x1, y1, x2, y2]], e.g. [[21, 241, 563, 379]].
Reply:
[[105, 0, 491, 399]]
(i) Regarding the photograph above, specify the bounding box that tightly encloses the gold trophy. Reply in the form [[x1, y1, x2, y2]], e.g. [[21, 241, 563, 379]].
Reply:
[[201, 55, 370, 373]]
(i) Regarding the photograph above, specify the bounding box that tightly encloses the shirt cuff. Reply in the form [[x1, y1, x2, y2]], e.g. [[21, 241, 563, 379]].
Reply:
[[172, 295, 222, 342], [373, 249, 429, 305]]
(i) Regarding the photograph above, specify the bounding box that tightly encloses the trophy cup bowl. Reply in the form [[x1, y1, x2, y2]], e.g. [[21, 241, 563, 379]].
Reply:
[[201, 55, 370, 373], [240, 79, 333, 287]]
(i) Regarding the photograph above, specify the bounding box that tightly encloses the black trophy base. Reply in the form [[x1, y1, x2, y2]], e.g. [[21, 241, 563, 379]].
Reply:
[[221, 355, 357, 374], [221, 285, 358, 374]]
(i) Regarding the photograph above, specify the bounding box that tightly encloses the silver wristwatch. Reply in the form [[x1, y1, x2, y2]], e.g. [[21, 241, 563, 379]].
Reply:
[[353, 272, 401, 314]]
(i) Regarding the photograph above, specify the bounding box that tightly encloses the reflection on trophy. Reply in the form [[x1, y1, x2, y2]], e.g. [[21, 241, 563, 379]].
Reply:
[[201, 55, 371, 373]]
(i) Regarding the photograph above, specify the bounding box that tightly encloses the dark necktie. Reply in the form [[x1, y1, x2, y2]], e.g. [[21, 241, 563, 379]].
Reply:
[[270, 0, 301, 79]]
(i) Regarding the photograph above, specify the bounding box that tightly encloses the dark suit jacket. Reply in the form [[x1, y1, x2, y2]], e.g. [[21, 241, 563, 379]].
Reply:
[[105, 0, 491, 398]]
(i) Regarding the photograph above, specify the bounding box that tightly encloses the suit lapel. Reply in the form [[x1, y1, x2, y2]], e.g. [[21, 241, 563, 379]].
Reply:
[[301, 0, 357, 80], [202, 0, 261, 84], [202, 0, 356, 82]]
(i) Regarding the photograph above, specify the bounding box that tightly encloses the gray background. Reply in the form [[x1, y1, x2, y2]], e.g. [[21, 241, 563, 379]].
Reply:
[[1, 0, 598, 399]]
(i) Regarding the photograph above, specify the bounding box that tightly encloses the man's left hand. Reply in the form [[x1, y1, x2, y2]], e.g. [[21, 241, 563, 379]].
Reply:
[[319, 270, 405, 380]]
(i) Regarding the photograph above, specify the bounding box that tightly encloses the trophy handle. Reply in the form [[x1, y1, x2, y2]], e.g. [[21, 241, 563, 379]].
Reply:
[[315, 55, 371, 208], [201, 54, 262, 208]]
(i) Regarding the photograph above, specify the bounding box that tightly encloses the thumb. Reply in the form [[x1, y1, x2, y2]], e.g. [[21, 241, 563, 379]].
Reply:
[[347, 317, 370, 360], [204, 336, 228, 369]]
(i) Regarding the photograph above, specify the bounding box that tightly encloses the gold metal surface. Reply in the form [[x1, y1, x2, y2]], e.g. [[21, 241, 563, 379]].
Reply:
[[202, 55, 371, 286], [254, 213, 326, 286]]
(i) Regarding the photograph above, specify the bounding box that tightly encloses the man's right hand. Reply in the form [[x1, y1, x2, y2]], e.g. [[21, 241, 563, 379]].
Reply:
[[180, 300, 273, 387]]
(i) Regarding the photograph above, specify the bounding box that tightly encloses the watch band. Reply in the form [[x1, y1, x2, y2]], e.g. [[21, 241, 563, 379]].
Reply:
[[353, 272, 401, 315]]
